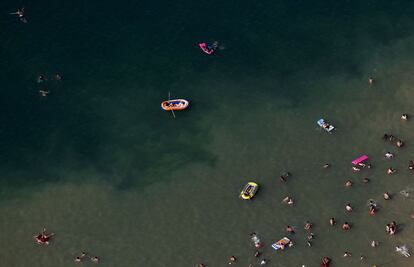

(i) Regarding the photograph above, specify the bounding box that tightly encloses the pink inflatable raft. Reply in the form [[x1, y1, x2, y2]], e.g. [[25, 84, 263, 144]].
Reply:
[[199, 42, 216, 55], [352, 155, 369, 172]]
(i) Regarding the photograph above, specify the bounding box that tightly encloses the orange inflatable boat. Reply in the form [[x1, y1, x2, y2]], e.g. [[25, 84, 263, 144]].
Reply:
[[161, 99, 189, 111]]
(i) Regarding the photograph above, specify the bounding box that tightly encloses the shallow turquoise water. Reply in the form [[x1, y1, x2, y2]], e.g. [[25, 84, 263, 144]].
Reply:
[[1, 1, 414, 266]]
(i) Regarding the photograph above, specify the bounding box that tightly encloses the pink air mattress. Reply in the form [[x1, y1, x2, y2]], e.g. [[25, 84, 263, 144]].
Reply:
[[199, 43, 214, 54], [352, 155, 368, 165]]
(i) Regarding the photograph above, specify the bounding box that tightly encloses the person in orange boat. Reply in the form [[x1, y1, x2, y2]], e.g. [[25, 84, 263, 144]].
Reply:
[[320, 257, 331, 267], [34, 228, 54, 245]]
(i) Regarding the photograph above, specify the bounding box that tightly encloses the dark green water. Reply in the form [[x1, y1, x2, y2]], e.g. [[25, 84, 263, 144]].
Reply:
[[1, 1, 414, 266]]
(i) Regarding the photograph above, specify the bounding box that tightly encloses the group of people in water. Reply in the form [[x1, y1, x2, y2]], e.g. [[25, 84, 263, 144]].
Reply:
[[10, 7, 27, 23], [36, 73, 62, 97], [34, 228, 100, 263], [74, 251, 100, 263], [196, 111, 414, 267]]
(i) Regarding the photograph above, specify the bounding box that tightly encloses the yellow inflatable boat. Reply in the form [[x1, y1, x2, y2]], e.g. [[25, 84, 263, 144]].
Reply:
[[240, 182, 259, 200]]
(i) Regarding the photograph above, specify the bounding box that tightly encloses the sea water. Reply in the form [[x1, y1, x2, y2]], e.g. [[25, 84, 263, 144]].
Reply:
[[1, 0, 414, 266]]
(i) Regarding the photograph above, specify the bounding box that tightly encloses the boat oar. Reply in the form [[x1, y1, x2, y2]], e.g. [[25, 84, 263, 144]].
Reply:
[[168, 91, 176, 119]]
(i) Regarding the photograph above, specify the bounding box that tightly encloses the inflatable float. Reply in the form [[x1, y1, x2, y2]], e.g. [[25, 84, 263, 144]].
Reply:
[[199, 42, 216, 55], [240, 182, 259, 200], [317, 118, 334, 133], [161, 99, 189, 111], [271, 237, 292, 251]]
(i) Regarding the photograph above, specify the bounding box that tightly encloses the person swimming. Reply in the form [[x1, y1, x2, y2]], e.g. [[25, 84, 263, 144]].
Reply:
[[304, 221, 312, 230], [387, 167, 396, 174], [345, 203, 353, 212], [396, 139, 404, 148], [39, 89, 50, 97], [383, 192, 391, 200], [10, 7, 24, 18], [329, 218, 336, 226], [10, 7, 27, 23], [286, 225, 295, 234], [345, 180, 353, 187], [343, 251, 352, 257], [323, 163, 330, 169], [401, 114, 408, 120], [385, 152, 394, 159], [369, 204, 376, 215], [396, 245, 411, 257], [408, 160, 414, 170], [342, 222, 350, 230], [283, 196, 294, 205]]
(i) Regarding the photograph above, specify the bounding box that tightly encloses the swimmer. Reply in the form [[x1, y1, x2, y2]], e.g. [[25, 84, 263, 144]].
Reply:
[[396, 139, 404, 148], [408, 160, 414, 170], [37, 75, 46, 83], [360, 255, 365, 260], [307, 240, 312, 247], [228, 256, 237, 264], [323, 163, 330, 169], [352, 166, 361, 172], [279, 175, 286, 182], [368, 77, 374, 85], [401, 114, 408, 120], [286, 225, 295, 234], [260, 259, 267, 265], [282, 196, 294, 205], [197, 264, 206, 267], [387, 167, 396, 175], [39, 89, 50, 97], [10, 7, 24, 18], [81, 252, 87, 257], [54, 73, 62, 81], [371, 240, 378, 247], [385, 152, 394, 159], [343, 251, 352, 257], [342, 222, 350, 231], [10, 7, 27, 23], [369, 205, 376, 215], [254, 251, 260, 257], [383, 133, 389, 140], [345, 203, 353, 212], [383, 192, 391, 200], [329, 218, 336, 226], [307, 233, 315, 240], [386, 224, 391, 234], [74, 257, 81, 262], [91, 256, 99, 263], [345, 180, 353, 187], [304, 221, 312, 230], [362, 177, 370, 184]]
